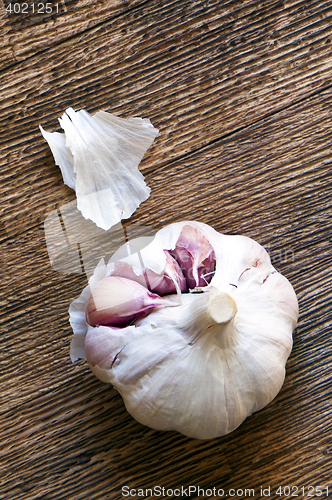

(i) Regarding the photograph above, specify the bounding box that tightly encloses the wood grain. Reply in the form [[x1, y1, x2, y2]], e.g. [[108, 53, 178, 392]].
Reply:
[[0, 0, 148, 69], [1, 0, 332, 499], [3, 0, 332, 235]]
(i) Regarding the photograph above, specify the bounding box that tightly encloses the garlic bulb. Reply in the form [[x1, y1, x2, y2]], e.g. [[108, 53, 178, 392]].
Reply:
[[69, 221, 298, 439], [40, 108, 158, 231]]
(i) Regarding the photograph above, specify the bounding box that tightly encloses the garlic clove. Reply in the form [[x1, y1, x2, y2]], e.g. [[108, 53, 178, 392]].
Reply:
[[152, 250, 187, 295], [85, 276, 175, 327], [170, 225, 216, 289], [84, 325, 136, 382], [110, 250, 187, 295]]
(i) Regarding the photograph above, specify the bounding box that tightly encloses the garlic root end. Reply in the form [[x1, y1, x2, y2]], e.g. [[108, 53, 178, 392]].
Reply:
[[208, 291, 237, 325]]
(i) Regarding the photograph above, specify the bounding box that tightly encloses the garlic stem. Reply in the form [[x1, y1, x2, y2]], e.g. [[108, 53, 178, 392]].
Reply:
[[155, 288, 238, 343], [207, 291, 237, 325]]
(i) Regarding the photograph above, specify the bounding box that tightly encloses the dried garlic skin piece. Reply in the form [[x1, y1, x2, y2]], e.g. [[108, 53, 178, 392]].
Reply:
[[39, 127, 75, 189], [40, 108, 158, 231], [69, 221, 298, 439]]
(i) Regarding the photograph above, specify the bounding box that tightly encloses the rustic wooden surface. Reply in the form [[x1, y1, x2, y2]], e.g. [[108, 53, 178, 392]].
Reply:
[[1, 0, 332, 498]]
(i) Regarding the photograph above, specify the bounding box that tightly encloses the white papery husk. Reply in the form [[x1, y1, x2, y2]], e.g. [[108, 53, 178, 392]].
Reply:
[[40, 108, 159, 230], [69, 221, 298, 439]]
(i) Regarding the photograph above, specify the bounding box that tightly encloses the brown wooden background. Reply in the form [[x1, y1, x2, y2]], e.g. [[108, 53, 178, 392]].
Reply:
[[1, 0, 332, 499]]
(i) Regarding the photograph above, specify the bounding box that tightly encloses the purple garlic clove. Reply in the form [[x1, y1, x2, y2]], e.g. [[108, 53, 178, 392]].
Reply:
[[170, 225, 216, 289], [150, 250, 187, 295], [110, 250, 187, 295], [84, 325, 136, 372], [85, 276, 171, 327], [196, 250, 216, 287]]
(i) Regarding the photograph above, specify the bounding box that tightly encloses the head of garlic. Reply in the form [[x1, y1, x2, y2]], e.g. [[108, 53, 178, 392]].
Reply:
[[69, 221, 298, 439]]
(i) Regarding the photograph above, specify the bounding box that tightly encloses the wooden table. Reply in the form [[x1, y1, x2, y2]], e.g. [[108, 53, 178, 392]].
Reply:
[[1, 0, 332, 498]]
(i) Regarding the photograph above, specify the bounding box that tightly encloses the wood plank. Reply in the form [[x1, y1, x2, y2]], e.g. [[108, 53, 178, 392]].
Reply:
[[3, 0, 332, 238], [0, 0, 148, 69], [1, 86, 331, 499]]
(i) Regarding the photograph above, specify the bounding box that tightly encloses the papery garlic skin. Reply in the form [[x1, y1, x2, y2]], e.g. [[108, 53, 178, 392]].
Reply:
[[40, 108, 158, 231], [69, 221, 298, 439]]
